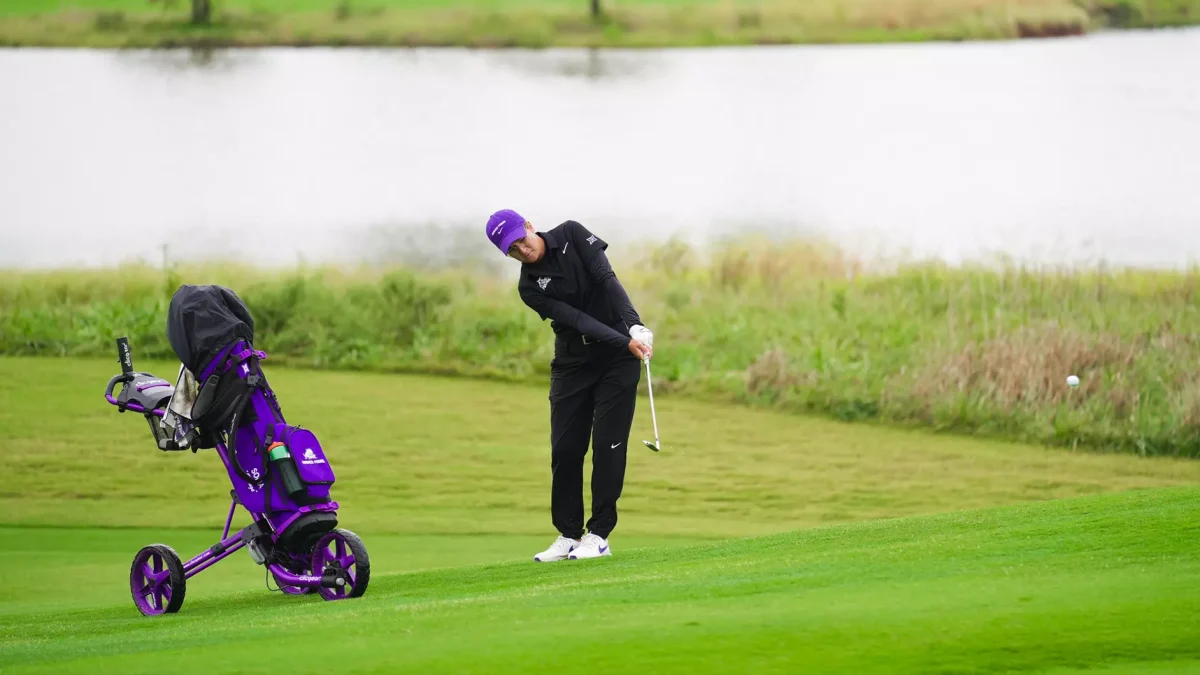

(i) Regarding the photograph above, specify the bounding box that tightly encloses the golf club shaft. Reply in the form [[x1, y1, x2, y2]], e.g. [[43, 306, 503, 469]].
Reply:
[[644, 357, 660, 441]]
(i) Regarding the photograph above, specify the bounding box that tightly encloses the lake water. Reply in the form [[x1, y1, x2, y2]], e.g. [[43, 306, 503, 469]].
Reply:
[[2, 29, 1200, 270]]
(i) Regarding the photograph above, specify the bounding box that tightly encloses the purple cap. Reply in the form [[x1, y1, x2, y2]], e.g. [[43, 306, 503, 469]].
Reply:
[[485, 209, 527, 256]]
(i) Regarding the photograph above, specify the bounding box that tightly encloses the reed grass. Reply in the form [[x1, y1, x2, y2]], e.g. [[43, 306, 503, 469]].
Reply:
[[3, 236, 1198, 457]]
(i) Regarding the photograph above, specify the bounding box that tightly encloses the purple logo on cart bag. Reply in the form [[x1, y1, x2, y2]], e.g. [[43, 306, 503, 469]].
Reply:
[[277, 426, 336, 485]]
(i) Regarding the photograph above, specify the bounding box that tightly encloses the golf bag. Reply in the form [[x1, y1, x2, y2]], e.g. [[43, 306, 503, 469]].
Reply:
[[105, 284, 368, 617], [165, 284, 338, 544]]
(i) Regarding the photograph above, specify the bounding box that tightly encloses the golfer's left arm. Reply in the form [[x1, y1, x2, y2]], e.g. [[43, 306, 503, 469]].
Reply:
[[587, 249, 643, 330], [567, 221, 653, 350], [519, 287, 633, 349]]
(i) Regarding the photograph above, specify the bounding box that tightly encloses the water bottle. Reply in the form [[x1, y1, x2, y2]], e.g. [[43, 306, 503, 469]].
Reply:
[[267, 442, 305, 498]]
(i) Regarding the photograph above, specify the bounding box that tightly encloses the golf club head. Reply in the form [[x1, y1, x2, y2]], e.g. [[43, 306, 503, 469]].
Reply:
[[643, 439, 660, 452]]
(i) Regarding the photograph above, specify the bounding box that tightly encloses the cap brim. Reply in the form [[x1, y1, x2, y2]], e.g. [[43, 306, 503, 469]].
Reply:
[[498, 228, 525, 256]]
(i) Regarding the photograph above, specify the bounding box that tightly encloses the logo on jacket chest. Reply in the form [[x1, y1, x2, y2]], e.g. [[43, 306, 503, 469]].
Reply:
[[537, 277, 551, 290]]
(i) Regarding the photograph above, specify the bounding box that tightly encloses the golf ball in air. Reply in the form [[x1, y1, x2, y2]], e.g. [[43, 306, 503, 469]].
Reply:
[[1067, 375, 1080, 388]]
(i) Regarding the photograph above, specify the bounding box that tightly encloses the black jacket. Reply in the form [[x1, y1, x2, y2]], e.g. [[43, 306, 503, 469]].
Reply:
[[518, 220, 643, 356]]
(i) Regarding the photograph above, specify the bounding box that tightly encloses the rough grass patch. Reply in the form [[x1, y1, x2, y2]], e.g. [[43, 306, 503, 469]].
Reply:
[[912, 323, 1140, 410], [4, 237, 1200, 456]]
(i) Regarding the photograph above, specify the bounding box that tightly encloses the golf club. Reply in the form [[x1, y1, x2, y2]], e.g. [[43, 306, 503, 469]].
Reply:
[[642, 356, 661, 452]]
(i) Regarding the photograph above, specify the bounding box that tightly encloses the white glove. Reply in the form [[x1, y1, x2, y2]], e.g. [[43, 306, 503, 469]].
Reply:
[[629, 324, 654, 347]]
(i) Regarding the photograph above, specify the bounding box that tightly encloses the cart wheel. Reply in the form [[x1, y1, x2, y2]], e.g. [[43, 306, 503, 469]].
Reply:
[[311, 528, 370, 601], [130, 544, 186, 616]]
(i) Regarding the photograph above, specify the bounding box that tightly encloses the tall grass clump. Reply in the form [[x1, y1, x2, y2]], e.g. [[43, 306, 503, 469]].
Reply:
[[3, 238, 1198, 457]]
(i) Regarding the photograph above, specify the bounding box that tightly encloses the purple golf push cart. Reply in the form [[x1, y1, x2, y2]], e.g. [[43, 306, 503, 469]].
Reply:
[[104, 284, 370, 616]]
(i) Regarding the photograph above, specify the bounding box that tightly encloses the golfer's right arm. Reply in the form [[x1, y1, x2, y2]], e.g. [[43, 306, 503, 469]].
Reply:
[[519, 288, 631, 349]]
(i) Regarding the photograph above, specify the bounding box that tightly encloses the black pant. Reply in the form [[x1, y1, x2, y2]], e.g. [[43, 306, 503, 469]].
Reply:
[[548, 345, 641, 540]]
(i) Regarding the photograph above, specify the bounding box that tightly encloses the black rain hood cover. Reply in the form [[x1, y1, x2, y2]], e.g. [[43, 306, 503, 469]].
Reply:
[[166, 284, 256, 375]]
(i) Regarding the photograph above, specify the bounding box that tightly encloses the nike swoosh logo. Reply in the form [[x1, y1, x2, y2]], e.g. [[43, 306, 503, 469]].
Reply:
[[611, 442, 621, 448], [599, 545, 608, 554]]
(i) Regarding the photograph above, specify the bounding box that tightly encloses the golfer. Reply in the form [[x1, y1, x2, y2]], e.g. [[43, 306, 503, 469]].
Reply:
[[485, 209, 654, 561]]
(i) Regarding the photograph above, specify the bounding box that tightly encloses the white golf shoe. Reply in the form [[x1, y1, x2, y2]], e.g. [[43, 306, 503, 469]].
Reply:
[[568, 533, 612, 560], [534, 535, 580, 562]]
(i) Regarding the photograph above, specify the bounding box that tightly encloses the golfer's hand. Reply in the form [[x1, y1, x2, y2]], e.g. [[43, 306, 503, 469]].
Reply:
[[629, 324, 654, 347], [629, 339, 652, 360], [629, 325, 654, 360]]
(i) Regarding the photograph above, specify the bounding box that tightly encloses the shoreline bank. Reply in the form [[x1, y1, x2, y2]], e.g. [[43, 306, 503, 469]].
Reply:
[[2, 0, 1197, 49]]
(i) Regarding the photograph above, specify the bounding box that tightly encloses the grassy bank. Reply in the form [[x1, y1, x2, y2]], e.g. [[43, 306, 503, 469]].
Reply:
[[3, 487, 1199, 673], [3, 358, 1198, 672], [1, 0, 1197, 48], [9, 319, 1200, 667], [7, 357, 1200, 534], [3, 238, 1200, 457]]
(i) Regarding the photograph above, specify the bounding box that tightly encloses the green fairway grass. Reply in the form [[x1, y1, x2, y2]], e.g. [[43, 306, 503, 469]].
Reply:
[[1, 357, 1198, 671], [0, 528, 695, 615], [4, 356, 1199, 538], [1, 487, 1198, 673], [1, 0, 1196, 47]]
